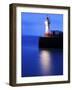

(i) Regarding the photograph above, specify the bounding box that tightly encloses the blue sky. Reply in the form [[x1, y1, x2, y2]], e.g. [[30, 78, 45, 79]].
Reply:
[[21, 12, 63, 37]]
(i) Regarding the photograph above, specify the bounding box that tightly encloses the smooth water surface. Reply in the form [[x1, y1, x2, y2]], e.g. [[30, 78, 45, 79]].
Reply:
[[21, 36, 63, 77]]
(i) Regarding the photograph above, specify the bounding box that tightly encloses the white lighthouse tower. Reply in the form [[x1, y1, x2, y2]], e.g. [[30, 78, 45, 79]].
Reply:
[[45, 17, 51, 37]]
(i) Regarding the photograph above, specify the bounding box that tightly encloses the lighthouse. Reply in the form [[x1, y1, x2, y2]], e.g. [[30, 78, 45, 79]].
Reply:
[[45, 17, 52, 37], [39, 17, 63, 49]]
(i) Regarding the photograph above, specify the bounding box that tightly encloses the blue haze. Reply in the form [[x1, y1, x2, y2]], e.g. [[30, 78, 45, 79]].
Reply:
[[21, 12, 63, 37], [21, 12, 63, 77]]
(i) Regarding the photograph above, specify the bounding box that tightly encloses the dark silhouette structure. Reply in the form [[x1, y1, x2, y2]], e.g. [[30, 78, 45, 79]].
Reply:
[[39, 31, 63, 49]]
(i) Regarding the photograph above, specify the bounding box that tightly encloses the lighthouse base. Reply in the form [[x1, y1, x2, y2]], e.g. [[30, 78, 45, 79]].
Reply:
[[39, 35, 63, 49]]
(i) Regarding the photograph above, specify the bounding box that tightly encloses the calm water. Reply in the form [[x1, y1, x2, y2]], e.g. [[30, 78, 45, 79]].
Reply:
[[22, 36, 63, 77]]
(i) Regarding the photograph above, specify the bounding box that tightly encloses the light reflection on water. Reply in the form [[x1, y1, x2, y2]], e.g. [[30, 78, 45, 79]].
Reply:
[[40, 50, 52, 75]]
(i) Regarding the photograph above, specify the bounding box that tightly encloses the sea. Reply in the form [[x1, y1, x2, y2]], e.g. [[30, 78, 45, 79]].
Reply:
[[21, 36, 63, 77]]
